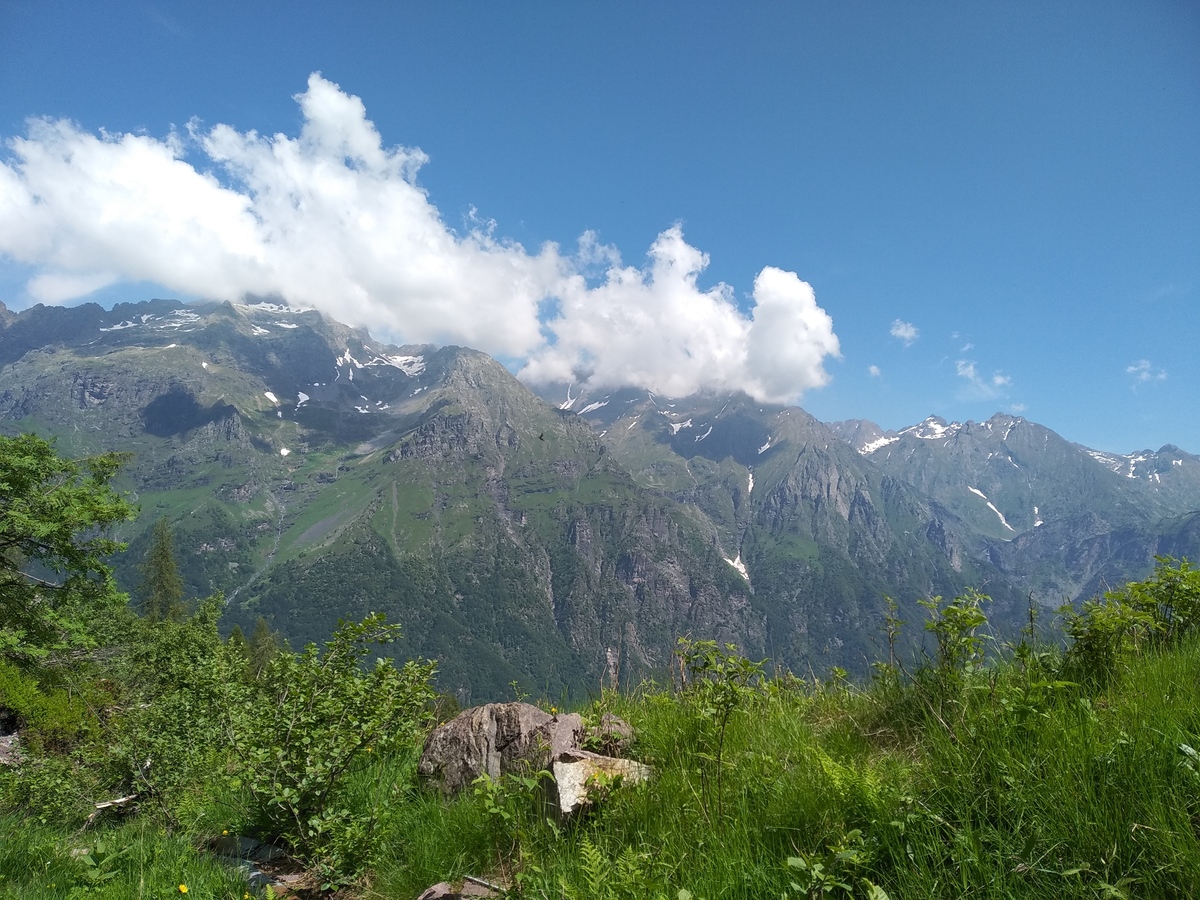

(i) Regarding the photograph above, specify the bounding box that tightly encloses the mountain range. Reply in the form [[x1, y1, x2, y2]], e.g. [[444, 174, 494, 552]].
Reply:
[[2, 297, 1197, 700]]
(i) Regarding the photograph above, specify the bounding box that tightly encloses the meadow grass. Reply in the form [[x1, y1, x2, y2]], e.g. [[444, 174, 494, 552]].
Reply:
[[2, 623, 1197, 898]]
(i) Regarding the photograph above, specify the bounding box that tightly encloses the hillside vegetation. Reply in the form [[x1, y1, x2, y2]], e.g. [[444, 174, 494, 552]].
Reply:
[[1, 435, 1198, 898]]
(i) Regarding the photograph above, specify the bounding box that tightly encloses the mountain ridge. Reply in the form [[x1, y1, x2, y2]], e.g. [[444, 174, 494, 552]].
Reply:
[[2, 298, 1197, 698]]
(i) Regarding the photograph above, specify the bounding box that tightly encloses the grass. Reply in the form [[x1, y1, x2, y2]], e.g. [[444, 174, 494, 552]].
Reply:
[[3, 618, 1198, 898]]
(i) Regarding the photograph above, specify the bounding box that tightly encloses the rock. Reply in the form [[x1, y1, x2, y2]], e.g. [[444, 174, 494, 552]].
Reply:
[[417, 885, 457, 900], [551, 749, 652, 816], [417, 876, 503, 899], [418, 702, 585, 795], [0, 732, 22, 767]]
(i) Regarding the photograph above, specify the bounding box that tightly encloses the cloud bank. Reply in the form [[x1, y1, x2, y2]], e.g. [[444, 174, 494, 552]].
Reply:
[[0, 73, 840, 403]]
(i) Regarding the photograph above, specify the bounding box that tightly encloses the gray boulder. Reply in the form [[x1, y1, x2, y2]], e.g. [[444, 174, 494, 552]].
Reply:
[[418, 702, 586, 795]]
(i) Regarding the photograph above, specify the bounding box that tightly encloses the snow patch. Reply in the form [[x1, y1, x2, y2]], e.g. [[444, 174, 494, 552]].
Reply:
[[164, 343, 177, 349], [968, 487, 1016, 532], [723, 554, 750, 583], [369, 354, 425, 376], [579, 400, 610, 415], [560, 384, 577, 410], [274, 321, 299, 329], [900, 417, 961, 440], [747, 471, 755, 494], [758, 438, 772, 455], [859, 435, 899, 455], [695, 425, 713, 442], [251, 325, 270, 336], [263, 391, 279, 404], [297, 392, 310, 406], [1173, 459, 1183, 467], [279, 447, 290, 456], [201, 361, 209, 370], [669, 418, 693, 435], [627, 417, 639, 430], [243, 301, 313, 314], [1033, 505, 1043, 527]]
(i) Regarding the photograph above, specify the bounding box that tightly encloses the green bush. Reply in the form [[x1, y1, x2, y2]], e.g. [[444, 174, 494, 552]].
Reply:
[[227, 612, 437, 887]]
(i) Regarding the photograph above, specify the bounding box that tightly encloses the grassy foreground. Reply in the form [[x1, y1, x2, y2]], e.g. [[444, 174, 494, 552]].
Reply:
[[3, 610, 1199, 898]]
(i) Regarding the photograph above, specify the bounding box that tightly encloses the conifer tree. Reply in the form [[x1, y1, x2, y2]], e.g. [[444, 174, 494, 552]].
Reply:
[[248, 615, 278, 677], [139, 518, 185, 622], [227, 623, 250, 677]]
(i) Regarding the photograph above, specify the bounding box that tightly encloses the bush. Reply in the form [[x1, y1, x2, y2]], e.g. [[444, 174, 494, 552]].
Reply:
[[228, 612, 437, 887]]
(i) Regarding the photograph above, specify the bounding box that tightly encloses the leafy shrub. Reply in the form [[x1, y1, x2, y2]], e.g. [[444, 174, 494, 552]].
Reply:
[[0, 661, 95, 753], [1063, 558, 1200, 684], [228, 613, 436, 887]]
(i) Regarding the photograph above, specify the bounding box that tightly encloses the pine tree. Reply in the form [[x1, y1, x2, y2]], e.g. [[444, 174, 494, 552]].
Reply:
[[227, 624, 251, 678], [139, 518, 185, 622], [249, 616, 279, 678]]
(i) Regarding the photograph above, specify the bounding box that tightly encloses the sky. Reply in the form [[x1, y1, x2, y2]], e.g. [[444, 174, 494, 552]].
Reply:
[[0, 2, 1197, 453]]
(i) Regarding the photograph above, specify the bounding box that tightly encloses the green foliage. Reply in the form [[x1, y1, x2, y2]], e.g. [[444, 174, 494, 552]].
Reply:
[[137, 518, 185, 623], [676, 638, 765, 820], [227, 612, 437, 887], [247, 615, 278, 678], [0, 433, 133, 664], [0, 661, 94, 754], [918, 588, 990, 677], [111, 596, 240, 824], [785, 830, 890, 899], [1063, 557, 1200, 685]]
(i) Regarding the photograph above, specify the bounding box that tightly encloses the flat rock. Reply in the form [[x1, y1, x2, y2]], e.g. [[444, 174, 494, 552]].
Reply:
[[417, 877, 503, 899], [552, 749, 652, 816]]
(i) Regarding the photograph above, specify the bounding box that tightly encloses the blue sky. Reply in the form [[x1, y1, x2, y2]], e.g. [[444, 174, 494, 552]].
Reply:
[[0, 1, 1197, 453]]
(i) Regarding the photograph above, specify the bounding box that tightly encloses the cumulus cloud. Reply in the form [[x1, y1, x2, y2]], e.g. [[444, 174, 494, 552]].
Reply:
[[868, 365, 881, 377], [955, 359, 1012, 400], [520, 228, 840, 401], [890, 319, 918, 345], [0, 73, 841, 403], [1126, 359, 1167, 385]]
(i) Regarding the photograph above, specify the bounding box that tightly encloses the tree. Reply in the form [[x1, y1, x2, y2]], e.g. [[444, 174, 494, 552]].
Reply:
[[248, 615, 278, 678], [0, 434, 134, 664], [138, 518, 185, 622]]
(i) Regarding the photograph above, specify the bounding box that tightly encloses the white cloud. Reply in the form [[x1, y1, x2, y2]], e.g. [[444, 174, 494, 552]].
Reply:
[[955, 359, 1012, 400], [868, 364, 881, 378], [0, 73, 841, 403], [1126, 359, 1167, 385], [520, 229, 840, 401], [890, 319, 918, 346]]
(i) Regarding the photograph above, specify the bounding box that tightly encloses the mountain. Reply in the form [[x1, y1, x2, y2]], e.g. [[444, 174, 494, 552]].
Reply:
[[0, 299, 762, 700], [828, 413, 1200, 602], [3, 298, 1196, 698]]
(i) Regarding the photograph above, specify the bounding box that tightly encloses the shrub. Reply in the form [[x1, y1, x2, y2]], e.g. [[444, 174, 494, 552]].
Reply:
[[228, 613, 436, 887]]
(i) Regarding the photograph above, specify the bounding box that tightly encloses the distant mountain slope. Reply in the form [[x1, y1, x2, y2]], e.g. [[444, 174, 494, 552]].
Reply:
[[4, 299, 1196, 697], [826, 412, 1200, 603]]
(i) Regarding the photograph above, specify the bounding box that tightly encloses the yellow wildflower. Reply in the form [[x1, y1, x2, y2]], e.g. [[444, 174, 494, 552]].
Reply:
[[179, 885, 188, 894]]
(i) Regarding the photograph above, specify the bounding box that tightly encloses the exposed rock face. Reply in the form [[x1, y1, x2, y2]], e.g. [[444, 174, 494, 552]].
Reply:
[[417, 702, 586, 794]]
